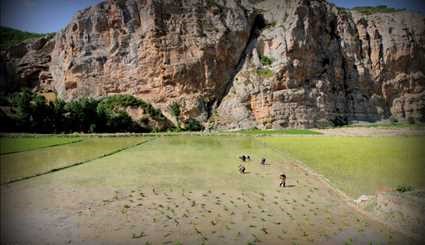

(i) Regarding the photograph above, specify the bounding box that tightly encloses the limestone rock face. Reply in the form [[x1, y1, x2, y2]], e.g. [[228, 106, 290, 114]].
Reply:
[[1, 0, 424, 128], [49, 0, 255, 123], [214, 0, 425, 129], [0, 35, 55, 91]]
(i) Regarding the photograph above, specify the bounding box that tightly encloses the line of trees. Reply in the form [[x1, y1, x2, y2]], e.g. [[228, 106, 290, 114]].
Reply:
[[0, 90, 171, 133]]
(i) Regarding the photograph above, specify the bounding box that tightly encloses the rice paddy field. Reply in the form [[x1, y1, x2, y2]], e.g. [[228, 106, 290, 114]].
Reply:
[[1, 131, 424, 244], [259, 136, 425, 198], [0, 137, 147, 184], [0, 136, 82, 155]]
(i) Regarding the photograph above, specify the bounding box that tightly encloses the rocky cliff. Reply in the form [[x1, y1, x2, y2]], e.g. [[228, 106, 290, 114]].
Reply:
[[1, 0, 424, 129]]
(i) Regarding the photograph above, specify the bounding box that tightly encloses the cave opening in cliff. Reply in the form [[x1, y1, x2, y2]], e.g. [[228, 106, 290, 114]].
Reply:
[[254, 14, 267, 33]]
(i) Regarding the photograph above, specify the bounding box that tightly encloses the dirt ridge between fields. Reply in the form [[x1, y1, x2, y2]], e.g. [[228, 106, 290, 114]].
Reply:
[[0, 139, 84, 155], [1, 138, 156, 186], [257, 139, 424, 242]]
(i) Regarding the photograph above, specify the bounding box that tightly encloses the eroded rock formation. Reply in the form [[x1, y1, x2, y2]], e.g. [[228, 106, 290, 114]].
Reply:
[[1, 0, 424, 129], [0, 35, 55, 91], [214, 0, 425, 129]]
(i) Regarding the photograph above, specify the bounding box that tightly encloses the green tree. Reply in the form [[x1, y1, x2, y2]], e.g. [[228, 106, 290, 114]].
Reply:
[[49, 99, 66, 133], [2, 91, 168, 133], [10, 89, 34, 130], [30, 94, 51, 132], [96, 95, 150, 132], [64, 98, 99, 132]]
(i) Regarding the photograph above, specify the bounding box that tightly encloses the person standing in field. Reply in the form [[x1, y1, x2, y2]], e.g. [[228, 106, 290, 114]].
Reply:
[[280, 174, 286, 187]]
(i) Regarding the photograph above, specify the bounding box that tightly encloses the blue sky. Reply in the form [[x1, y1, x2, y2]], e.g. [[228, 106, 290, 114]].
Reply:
[[1, 0, 425, 33], [329, 0, 425, 13], [0, 0, 103, 33]]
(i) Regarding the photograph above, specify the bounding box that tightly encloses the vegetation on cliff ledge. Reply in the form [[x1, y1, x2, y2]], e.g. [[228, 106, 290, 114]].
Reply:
[[260, 55, 273, 66], [259, 55, 273, 66], [256, 68, 273, 78]]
